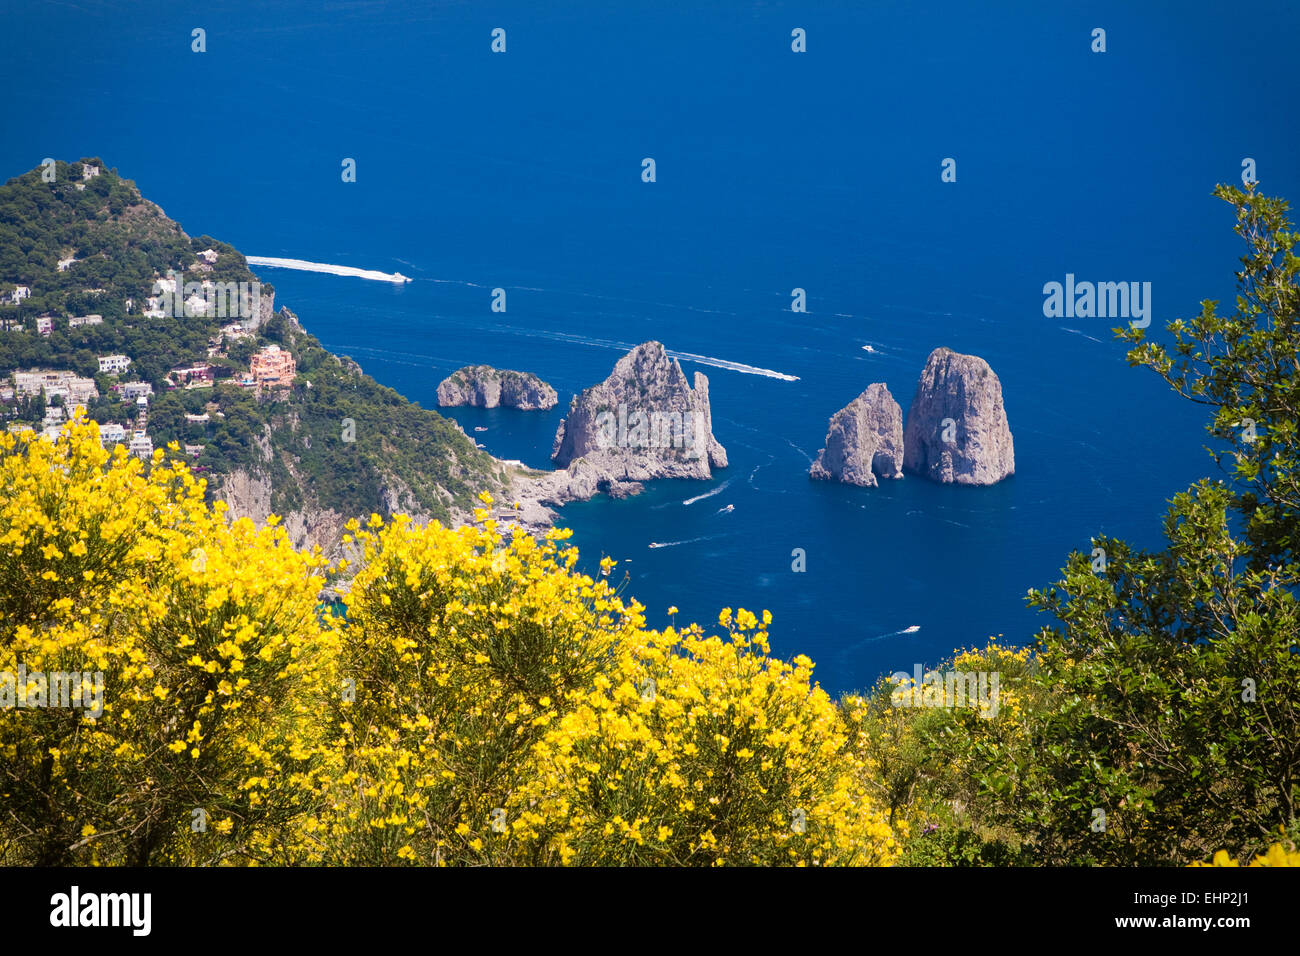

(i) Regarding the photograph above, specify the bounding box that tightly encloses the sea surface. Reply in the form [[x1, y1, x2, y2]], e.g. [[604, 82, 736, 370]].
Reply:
[[4, 0, 1299, 693]]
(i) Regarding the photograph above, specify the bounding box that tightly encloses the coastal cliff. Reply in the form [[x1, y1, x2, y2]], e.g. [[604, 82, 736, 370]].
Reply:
[[902, 347, 1014, 485], [436, 365, 558, 410], [209, 309, 546, 555], [809, 383, 904, 487]]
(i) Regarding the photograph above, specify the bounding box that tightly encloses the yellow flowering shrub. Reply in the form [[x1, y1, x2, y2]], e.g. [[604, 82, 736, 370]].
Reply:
[[0, 417, 337, 865], [307, 504, 646, 865], [307, 521, 900, 866], [1, 420, 902, 866], [1193, 843, 1300, 867], [509, 610, 900, 866]]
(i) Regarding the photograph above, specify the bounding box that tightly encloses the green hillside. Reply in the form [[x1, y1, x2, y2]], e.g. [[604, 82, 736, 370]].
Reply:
[[0, 159, 506, 533]]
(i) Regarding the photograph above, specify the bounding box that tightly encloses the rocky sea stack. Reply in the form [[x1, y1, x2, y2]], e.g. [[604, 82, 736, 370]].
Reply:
[[809, 383, 904, 487], [902, 347, 1014, 485], [516, 341, 726, 505], [436, 365, 558, 410]]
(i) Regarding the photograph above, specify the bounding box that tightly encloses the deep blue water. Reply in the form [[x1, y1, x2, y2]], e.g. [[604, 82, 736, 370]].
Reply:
[[4, 1, 1299, 693]]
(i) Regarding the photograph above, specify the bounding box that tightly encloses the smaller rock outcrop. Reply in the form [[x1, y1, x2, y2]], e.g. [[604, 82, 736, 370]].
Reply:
[[809, 383, 904, 487], [902, 347, 1014, 485], [436, 366, 558, 410]]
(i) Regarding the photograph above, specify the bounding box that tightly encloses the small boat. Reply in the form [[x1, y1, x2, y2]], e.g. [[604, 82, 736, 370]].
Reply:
[[474, 426, 489, 432], [901, 625, 920, 634], [717, 504, 734, 514], [648, 542, 665, 549], [861, 344, 875, 353]]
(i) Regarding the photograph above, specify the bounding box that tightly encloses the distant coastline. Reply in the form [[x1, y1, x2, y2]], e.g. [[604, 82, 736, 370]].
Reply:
[[245, 256, 410, 284]]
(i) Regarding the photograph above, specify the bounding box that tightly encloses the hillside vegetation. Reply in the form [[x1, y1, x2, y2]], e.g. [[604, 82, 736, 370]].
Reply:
[[0, 160, 509, 543]]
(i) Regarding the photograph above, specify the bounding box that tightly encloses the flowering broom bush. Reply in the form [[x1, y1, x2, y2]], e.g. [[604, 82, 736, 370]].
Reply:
[[509, 609, 900, 865], [1193, 842, 1300, 867], [0, 420, 901, 865], [307, 507, 900, 866], [305, 503, 645, 865], [0, 417, 337, 865]]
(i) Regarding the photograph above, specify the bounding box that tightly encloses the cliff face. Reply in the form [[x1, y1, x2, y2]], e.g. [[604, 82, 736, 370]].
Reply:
[[521, 341, 726, 505], [809, 383, 904, 487], [552, 341, 726, 473], [245, 288, 275, 331], [215, 425, 353, 558], [902, 347, 1014, 485], [436, 365, 558, 410]]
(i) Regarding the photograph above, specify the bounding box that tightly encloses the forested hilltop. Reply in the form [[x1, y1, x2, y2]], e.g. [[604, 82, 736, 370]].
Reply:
[[0, 159, 518, 551]]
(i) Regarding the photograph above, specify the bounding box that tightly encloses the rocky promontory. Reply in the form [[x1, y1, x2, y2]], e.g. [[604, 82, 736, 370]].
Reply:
[[902, 347, 1014, 485], [436, 365, 558, 410], [809, 383, 904, 486], [513, 341, 727, 506]]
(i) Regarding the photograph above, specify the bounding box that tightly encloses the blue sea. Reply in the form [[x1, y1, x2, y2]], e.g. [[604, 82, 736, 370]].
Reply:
[[4, 0, 1298, 693]]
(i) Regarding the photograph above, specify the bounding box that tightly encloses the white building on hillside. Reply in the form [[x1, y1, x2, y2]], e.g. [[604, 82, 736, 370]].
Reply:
[[13, 370, 98, 405], [129, 433, 153, 459], [98, 423, 127, 448]]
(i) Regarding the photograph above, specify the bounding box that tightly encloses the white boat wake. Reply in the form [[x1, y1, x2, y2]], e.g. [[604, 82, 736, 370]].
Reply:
[[784, 438, 814, 464], [647, 535, 716, 549], [246, 256, 411, 284], [836, 625, 922, 658], [1060, 326, 1107, 345], [665, 348, 800, 382], [682, 478, 733, 506], [494, 327, 799, 381]]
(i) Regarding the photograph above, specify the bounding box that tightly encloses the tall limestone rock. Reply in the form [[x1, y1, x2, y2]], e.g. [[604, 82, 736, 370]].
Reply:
[[809, 383, 904, 487], [537, 341, 726, 501], [903, 347, 1014, 485]]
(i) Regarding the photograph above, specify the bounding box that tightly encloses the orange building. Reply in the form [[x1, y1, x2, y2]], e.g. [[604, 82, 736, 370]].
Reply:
[[249, 345, 296, 388]]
